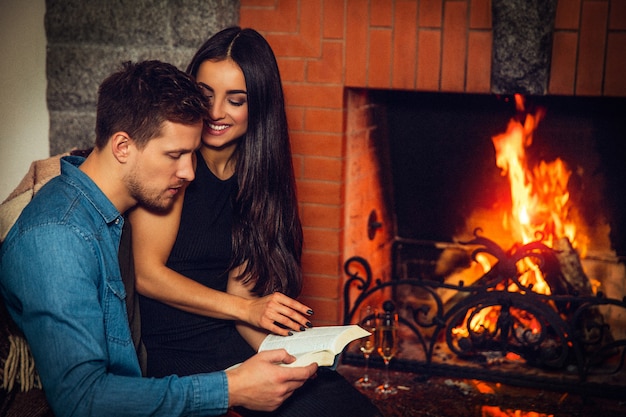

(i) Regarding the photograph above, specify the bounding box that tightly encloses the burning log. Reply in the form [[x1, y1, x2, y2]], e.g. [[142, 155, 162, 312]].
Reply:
[[428, 235, 618, 369], [554, 237, 594, 296], [553, 237, 615, 363]]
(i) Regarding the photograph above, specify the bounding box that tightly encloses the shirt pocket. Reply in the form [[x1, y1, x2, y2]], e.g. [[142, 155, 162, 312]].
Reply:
[[103, 277, 133, 346]]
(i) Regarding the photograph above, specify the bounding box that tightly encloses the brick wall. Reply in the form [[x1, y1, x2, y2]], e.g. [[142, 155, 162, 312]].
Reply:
[[551, 0, 626, 95], [240, 0, 626, 325]]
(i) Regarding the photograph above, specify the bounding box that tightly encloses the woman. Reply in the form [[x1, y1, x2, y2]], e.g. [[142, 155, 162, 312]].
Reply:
[[130, 27, 381, 416]]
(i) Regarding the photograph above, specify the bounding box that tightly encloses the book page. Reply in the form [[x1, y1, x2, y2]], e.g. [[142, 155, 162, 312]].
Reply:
[[259, 325, 369, 356], [288, 350, 336, 367], [225, 325, 369, 370]]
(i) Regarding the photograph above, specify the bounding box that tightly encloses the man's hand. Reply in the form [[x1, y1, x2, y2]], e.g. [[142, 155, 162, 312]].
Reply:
[[226, 349, 318, 411], [246, 292, 314, 336]]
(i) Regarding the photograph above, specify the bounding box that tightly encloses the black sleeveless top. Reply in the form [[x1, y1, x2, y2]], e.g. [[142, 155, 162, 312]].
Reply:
[[139, 151, 255, 376], [138, 153, 383, 417]]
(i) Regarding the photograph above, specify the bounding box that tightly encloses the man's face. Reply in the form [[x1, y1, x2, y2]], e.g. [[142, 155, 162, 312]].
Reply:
[[125, 120, 201, 212]]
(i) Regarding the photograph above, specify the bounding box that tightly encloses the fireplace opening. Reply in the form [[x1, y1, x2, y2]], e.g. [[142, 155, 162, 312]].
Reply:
[[375, 91, 626, 258], [342, 90, 626, 398]]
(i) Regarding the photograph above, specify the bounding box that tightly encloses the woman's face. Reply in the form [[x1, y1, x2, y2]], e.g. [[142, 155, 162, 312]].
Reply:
[[195, 59, 249, 150]]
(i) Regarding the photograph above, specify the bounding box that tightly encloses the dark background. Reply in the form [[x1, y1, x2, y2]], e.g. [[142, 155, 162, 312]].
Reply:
[[374, 91, 626, 257]]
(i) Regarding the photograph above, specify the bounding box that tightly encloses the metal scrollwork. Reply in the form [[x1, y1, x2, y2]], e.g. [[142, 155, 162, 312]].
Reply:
[[341, 236, 626, 398]]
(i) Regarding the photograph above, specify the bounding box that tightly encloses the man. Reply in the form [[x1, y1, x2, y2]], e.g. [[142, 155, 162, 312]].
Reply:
[[0, 60, 317, 417]]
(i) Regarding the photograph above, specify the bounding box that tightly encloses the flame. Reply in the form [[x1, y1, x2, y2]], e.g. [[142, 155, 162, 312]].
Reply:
[[454, 94, 587, 338], [481, 406, 554, 417], [469, 381, 554, 416], [490, 94, 586, 294], [498, 95, 586, 253]]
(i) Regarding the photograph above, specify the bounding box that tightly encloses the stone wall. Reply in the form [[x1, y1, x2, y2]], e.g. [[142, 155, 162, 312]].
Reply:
[[491, 0, 558, 95], [45, 0, 239, 155]]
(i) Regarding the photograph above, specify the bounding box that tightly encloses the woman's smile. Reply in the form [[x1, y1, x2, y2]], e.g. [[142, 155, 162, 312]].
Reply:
[[196, 59, 249, 148]]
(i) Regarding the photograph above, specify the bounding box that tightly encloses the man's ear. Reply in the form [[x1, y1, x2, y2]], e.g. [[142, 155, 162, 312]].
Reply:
[[111, 132, 132, 163]]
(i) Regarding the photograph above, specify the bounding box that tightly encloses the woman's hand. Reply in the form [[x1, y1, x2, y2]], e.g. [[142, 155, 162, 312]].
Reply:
[[245, 292, 314, 336], [227, 266, 314, 341]]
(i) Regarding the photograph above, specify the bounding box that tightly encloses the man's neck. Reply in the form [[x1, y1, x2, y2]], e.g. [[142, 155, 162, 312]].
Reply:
[[79, 150, 135, 214]]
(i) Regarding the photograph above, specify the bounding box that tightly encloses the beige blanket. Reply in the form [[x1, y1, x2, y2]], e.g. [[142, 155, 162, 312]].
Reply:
[[1, 153, 67, 242]]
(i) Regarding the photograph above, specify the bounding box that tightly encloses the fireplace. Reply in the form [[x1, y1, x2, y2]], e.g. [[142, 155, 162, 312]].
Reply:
[[238, 0, 626, 402], [341, 90, 626, 398], [240, 0, 626, 325]]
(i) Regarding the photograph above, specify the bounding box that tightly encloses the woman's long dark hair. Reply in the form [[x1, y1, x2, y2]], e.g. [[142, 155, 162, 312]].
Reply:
[[187, 27, 303, 298]]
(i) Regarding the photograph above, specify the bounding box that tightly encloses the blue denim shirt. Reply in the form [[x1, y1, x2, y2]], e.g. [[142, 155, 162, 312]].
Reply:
[[0, 156, 229, 417]]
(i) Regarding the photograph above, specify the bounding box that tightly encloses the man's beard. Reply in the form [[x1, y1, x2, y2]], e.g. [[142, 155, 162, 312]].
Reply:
[[125, 172, 173, 213]]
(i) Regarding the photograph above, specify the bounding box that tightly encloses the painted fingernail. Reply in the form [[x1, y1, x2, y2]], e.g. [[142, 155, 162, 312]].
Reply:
[[306, 321, 313, 328], [288, 331, 294, 336], [300, 326, 306, 331], [307, 309, 314, 315]]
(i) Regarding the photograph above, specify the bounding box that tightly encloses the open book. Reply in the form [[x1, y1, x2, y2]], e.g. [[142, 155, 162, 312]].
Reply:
[[258, 325, 370, 368]]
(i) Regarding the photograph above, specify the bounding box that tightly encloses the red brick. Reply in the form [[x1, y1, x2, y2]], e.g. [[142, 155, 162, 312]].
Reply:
[[240, 0, 298, 32], [609, 0, 626, 30], [441, 1, 468, 92], [298, 0, 323, 49], [300, 204, 343, 229], [283, 83, 344, 108], [292, 155, 303, 179], [265, 31, 320, 59], [285, 106, 305, 131], [469, 0, 492, 29], [241, 0, 275, 6], [323, 0, 345, 39], [417, 29, 441, 91], [549, 31, 578, 95], [576, 1, 608, 95], [419, 0, 443, 28], [345, 135, 371, 163], [392, 1, 419, 89], [605, 32, 626, 96], [346, 88, 369, 109], [554, 0, 581, 29], [256, 2, 322, 59], [303, 157, 343, 181], [370, 0, 393, 26], [346, 0, 369, 86], [290, 132, 343, 157], [297, 180, 342, 205], [345, 149, 378, 183], [368, 28, 393, 88], [303, 228, 341, 252], [307, 41, 344, 84], [298, 295, 341, 324], [304, 108, 344, 133], [466, 30, 492, 92], [346, 100, 373, 133], [278, 58, 305, 82], [301, 252, 342, 276], [301, 274, 342, 299]]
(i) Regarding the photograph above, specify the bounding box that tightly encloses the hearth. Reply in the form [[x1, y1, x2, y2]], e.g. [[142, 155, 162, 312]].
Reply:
[[341, 91, 626, 399], [342, 243, 626, 398]]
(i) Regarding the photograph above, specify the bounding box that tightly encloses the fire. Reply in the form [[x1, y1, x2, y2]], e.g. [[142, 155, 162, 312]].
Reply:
[[490, 94, 585, 294], [496, 95, 586, 249], [481, 406, 554, 417], [454, 94, 587, 339]]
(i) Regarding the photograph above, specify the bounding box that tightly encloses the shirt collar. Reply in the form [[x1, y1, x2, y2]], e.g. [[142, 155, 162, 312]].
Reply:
[[60, 155, 122, 225]]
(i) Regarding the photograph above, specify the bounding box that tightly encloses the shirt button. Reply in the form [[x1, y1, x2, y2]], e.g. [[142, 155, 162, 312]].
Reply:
[[115, 218, 120, 225]]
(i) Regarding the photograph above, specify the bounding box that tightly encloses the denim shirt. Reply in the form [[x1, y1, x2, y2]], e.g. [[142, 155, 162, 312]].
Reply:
[[0, 156, 229, 417]]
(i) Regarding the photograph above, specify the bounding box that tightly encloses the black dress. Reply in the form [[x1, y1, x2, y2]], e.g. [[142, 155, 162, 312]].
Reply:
[[139, 152, 382, 417]]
